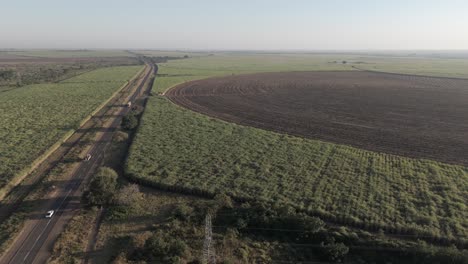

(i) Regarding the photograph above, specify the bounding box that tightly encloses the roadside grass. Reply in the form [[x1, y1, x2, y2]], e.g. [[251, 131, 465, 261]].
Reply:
[[0, 65, 142, 189], [48, 208, 99, 264], [0, 161, 71, 255]]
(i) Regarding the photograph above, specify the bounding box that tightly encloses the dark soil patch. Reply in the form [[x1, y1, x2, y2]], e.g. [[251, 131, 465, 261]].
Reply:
[[167, 71, 468, 165]]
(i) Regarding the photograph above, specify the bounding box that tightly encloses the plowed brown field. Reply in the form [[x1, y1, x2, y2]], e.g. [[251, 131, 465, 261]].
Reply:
[[167, 71, 468, 165]]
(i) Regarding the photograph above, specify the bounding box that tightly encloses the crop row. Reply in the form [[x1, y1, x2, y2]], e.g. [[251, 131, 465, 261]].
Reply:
[[126, 96, 468, 241]]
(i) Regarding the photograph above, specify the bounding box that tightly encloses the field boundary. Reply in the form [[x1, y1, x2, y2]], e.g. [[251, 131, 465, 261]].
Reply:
[[125, 164, 468, 248], [0, 65, 146, 200], [165, 71, 468, 165], [351, 65, 468, 80]]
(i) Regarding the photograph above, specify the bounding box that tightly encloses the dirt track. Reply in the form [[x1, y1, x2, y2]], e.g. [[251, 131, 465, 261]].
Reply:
[[167, 71, 468, 165]]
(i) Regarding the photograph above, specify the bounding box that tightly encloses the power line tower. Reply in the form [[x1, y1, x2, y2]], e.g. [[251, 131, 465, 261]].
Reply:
[[203, 214, 216, 264]]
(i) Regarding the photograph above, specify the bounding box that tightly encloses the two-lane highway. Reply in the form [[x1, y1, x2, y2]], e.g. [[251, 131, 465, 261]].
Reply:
[[1, 61, 156, 264]]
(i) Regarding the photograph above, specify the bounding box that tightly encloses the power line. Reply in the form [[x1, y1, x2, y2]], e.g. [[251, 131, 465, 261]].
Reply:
[[203, 214, 216, 264]]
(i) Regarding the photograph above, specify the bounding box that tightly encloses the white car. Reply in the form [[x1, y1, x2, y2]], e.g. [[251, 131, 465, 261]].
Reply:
[[45, 210, 55, 218]]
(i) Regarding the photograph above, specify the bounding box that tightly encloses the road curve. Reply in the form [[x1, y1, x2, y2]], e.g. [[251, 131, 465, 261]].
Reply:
[[1, 62, 156, 264]]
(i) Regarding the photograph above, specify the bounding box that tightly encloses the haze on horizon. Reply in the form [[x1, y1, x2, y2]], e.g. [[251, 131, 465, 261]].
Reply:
[[1, 0, 467, 50]]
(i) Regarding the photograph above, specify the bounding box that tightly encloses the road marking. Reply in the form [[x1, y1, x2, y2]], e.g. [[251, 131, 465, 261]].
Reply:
[[21, 189, 72, 263]]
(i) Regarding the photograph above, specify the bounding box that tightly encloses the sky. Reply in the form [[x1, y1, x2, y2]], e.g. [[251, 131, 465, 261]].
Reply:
[[1, 0, 467, 50]]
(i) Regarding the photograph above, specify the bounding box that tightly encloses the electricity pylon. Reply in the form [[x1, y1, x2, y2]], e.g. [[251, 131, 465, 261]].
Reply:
[[202, 214, 216, 264]]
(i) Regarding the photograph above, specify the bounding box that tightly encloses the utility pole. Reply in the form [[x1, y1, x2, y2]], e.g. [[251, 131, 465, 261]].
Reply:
[[203, 214, 216, 264]]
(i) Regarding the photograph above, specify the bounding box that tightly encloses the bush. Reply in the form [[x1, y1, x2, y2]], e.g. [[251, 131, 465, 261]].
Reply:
[[319, 238, 349, 262], [113, 131, 129, 142], [173, 204, 194, 221], [115, 184, 141, 206], [140, 231, 189, 263], [216, 201, 324, 241], [121, 112, 138, 130]]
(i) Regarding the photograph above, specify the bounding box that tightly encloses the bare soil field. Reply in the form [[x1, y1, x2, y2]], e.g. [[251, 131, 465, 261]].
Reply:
[[167, 71, 468, 165]]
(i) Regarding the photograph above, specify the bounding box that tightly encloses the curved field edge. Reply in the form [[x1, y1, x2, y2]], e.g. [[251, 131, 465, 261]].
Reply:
[[0, 65, 144, 196], [165, 71, 468, 166], [125, 95, 468, 242]]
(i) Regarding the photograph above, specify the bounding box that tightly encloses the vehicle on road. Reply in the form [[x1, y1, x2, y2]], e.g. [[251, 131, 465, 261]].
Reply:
[[127, 101, 132, 107], [45, 210, 54, 218], [84, 154, 92, 161]]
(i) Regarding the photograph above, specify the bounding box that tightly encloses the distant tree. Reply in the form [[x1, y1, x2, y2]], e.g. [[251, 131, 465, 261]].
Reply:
[[84, 167, 118, 206], [342, 60, 347, 64], [183, 55, 189, 58]]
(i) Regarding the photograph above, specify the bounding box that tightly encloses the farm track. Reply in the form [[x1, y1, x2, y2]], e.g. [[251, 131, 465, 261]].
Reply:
[[0, 62, 156, 264], [166, 71, 468, 165]]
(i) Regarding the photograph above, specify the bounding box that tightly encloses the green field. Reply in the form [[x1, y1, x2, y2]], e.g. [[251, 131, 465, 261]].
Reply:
[[0, 65, 142, 188], [152, 53, 357, 94], [126, 54, 468, 241], [151, 53, 468, 86], [354, 56, 468, 78]]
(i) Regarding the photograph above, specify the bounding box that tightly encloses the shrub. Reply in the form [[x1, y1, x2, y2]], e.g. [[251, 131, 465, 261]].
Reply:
[[140, 231, 189, 263], [115, 184, 141, 206], [173, 204, 194, 221], [319, 238, 349, 262], [113, 131, 129, 142], [121, 112, 138, 130]]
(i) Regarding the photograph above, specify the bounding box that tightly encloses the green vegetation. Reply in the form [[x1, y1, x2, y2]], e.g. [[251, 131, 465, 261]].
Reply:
[[151, 53, 468, 92], [132, 55, 468, 241], [127, 55, 468, 242], [84, 167, 118, 206], [149, 53, 468, 97], [354, 56, 468, 78], [138, 231, 189, 263], [127, 96, 468, 241], [0, 65, 142, 188], [0, 49, 133, 58], [119, 54, 468, 263], [0, 69, 14, 82], [121, 111, 138, 131], [92, 188, 468, 263], [0, 57, 139, 89]]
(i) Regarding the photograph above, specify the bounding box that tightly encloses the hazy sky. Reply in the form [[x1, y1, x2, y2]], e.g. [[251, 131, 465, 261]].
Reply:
[[1, 0, 467, 50]]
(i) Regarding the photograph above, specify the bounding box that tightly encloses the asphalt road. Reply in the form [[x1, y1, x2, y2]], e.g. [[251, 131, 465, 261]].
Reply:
[[2, 62, 155, 264]]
